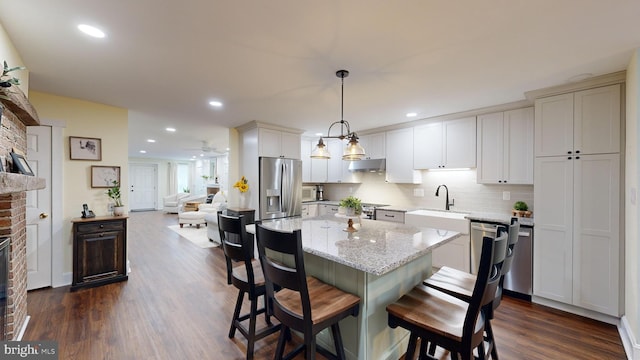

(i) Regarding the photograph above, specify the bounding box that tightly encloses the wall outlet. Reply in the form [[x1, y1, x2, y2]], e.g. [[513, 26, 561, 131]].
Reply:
[[502, 191, 511, 201], [413, 188, 425, 197]]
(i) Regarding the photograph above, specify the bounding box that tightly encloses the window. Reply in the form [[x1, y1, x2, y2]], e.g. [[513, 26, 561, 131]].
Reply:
[[177, 163, 190, 193]]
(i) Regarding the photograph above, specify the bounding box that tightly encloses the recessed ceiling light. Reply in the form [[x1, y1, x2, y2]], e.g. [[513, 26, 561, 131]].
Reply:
[[147, 139, 156, 143], [139, 150, 147, 154], [191, 156, 196, 159], [166, 127, 176, 132], [77, 24, 106, 38], [209, 100, 223, 107], [315, 132, 323, 136], [406, 112, 418, 118], [200, 154, 204, 157], [226, 148, 230, 151]]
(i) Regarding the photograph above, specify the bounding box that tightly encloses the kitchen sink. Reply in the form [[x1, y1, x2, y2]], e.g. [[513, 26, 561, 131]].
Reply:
[[405, 209, 470, 234]]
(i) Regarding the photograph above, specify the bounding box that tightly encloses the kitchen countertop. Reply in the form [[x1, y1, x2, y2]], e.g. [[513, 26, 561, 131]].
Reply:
[[466, 211, 534, 227], [247, 214, 461, 276]]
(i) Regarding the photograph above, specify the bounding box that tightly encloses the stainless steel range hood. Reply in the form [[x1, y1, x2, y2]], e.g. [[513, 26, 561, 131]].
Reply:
[[348, 159, 386, 172]]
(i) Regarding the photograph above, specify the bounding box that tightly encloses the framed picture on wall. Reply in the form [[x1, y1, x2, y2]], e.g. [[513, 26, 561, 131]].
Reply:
[[91, 166, 120, 188], [10, 152, 34, 176], [70, 136, 102, 161]]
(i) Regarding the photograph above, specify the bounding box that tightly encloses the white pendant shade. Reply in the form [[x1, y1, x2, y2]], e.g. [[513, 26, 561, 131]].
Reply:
[[311, 139, 331, 159], [342, 139, 366, 161]]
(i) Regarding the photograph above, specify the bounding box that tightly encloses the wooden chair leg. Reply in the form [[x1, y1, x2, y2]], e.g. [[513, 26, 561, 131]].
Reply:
[[246, 298, 258, 360], [428, 341, 437, 356], [229, 290, 245, 338], [406, 333, 418, 360], [330, 323, 346, 360], [274, 327, 287, 360], [485, 320, 498, 360], [418, 339, 428, 360], [306, 333, 317, 360], [262, 295, 272, 325]]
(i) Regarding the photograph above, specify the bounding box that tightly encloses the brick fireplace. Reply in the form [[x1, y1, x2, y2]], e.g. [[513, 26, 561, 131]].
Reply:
[[0, 87, 44, 340]]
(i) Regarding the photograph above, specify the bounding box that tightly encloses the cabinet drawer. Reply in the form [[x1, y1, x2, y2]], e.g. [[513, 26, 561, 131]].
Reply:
[[76, 221, 125, 233], [375, 210, 405, 223]]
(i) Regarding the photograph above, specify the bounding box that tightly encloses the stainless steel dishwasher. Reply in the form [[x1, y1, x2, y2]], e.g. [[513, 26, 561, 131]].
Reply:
[[470, 221, 533, 299]]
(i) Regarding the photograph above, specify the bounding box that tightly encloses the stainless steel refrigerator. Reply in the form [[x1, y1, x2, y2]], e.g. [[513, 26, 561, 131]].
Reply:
[[258, 157, 302, 220]]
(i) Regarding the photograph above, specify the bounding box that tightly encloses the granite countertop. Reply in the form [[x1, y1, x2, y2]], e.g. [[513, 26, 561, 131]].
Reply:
[[247, 214, 460, 276], [466, 211, 534, 227]]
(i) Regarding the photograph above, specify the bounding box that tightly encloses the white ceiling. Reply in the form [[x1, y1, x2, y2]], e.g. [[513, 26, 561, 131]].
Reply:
[[1, 1, 639, 160]]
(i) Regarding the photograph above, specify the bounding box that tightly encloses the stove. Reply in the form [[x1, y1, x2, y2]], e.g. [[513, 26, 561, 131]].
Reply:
[[361, 203, 388, 219]]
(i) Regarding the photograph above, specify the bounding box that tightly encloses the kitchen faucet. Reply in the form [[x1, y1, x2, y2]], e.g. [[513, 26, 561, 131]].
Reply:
[[435, 184, 454, 210]]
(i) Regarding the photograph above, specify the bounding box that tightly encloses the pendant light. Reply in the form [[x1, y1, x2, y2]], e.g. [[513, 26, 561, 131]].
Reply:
[[311, 70, 366, 160]]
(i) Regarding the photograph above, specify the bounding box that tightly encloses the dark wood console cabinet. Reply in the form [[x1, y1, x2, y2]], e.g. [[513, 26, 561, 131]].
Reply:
[[71, 216, 128, 291]]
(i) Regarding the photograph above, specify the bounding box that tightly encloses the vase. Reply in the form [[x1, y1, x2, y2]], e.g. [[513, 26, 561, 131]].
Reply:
[[113, 206, 126, 216], [239, 192, 249, 208]]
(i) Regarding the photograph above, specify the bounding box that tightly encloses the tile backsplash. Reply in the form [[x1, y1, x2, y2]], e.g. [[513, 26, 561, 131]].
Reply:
[[321, 169, 533, 215]]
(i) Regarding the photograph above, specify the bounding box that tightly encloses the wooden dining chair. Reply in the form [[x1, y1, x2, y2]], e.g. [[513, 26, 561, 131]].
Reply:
[[255, 224, 361, 360], [423, 219, 520, 359], [386, 228, 508, 360], [217, 213, 280, 360]]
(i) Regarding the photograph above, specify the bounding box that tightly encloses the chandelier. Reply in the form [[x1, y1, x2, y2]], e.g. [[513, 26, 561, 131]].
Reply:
[[310, 70, 366, 161]]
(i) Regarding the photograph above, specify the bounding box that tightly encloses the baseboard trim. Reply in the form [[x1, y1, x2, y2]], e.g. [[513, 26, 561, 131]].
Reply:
[[532, 296, 620, 325], [620, 316, 640, 360], [14, 315, 30, 341]]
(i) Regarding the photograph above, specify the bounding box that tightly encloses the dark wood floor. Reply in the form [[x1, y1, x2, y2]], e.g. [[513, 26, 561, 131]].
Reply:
[[24, 211, 626, 359]]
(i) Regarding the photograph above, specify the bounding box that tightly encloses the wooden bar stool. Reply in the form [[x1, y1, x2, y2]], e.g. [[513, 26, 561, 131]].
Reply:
[[217, 213, 280, 360], [423, 219, 520, 359], [255, 224, 361, 360], [386, 229, 508, 360]]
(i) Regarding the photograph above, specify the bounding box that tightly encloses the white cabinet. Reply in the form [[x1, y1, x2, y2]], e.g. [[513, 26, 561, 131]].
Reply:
[[535, 84, 620, 157], [301, 204, 318, 218], [533, 154, 620, 316], [358, 133, 386, 159], [477, 107, 534, 184], [375, 209, 405, 223], [318, 203, 340, 215], [302, 138, 328, 182], [301, 139, 312, 183], [326, 139, 360, 183], [432, 235, 471, 273], [259, 128, 301, 159], [414, 117, 476, 169], [533, 85, 622, 317], [385, 128, 422, 184]]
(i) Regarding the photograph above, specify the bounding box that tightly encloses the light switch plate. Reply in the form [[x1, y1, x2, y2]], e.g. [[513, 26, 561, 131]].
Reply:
[[502, 191, 510, 201]]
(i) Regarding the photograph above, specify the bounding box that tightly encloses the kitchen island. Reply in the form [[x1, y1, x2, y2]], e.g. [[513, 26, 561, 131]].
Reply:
[[248, 215, 461, 360]]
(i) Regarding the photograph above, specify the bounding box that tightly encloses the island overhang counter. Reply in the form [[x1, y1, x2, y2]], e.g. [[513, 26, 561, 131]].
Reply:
[[247, 215, 461, 360]]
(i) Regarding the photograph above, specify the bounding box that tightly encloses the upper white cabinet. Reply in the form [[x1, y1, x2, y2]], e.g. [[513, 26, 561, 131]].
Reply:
[[386, 128, 422, 184], [535, 84, 620, 157], [259, 128, 301, 159], [301, 139, 312, 182], [477, 107, 534, 184], [414, 117, 476, 169], [327, 139, 360, 183], [358, 132, 386, 159]]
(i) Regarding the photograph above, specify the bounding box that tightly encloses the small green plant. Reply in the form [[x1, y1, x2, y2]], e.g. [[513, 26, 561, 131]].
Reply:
[[0, 61, 26, 101], [106, 181, 123, 207], [339, 196, 362, 214], [182, 187, 190, 193], [513, 201, 528, 211]]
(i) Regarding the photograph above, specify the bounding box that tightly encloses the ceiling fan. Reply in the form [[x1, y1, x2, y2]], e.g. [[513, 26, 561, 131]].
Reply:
[[184, 140, 224, 156]]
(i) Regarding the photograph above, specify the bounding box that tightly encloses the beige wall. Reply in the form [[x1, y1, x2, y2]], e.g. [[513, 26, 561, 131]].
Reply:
[[29, 91, 128, 273], [626, 49, 640, 352], [0, 22, 28, 95]]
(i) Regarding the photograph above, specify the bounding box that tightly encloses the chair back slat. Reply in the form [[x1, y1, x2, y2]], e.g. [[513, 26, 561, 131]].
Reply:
[[501, 218, 521, 276], [255, 224, 311, 325], [463, 226, 507, 343], [217, 212, 254, 287]]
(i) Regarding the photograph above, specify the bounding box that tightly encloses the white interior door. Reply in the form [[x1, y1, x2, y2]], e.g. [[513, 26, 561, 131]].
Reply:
[[26, 126, 52, 290], [129, 164, 157, 211]]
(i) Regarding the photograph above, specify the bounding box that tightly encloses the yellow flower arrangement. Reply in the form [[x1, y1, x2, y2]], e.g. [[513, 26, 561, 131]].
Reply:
[[233, 176, 249, 193]]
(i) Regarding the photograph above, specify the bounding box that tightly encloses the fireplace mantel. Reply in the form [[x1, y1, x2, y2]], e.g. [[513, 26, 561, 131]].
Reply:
[[0, 173, 46, 195]]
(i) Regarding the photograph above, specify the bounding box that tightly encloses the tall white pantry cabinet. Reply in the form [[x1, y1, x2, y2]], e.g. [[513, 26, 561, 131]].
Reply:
[[533, 84, 622, 317]]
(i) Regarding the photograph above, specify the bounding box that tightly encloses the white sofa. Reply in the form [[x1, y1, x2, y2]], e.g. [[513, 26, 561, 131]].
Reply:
[[202, 192, 227, 243]]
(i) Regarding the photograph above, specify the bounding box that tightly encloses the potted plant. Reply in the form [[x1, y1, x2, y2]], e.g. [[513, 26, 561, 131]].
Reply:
[[339, 196, 362, 216], [512, 201, 532, 218], [0, 60, 26, 124], [107, 180, 125, 216]]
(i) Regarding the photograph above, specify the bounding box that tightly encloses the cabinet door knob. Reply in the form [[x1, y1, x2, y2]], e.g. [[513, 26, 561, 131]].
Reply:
[[568, 151, 572, 154], [39, 213, 49, 219]]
